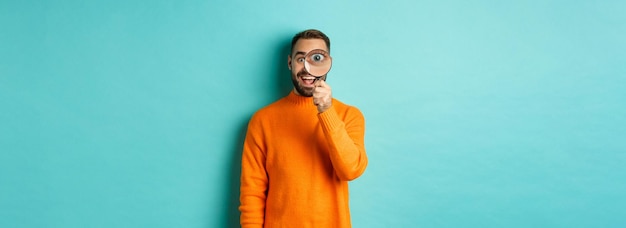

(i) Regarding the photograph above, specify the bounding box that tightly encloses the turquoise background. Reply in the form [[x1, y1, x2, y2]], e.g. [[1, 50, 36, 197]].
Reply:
[[1, 0, 625, 227]]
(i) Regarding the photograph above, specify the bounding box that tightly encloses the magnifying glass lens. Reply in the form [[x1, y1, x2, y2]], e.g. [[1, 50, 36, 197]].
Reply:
[[304, 49, 332, 77]]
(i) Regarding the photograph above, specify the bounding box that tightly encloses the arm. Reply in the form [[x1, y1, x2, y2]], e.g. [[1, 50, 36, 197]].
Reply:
[[239, 118, 267, 228], [318, 105, 368, 181], [314, 80, 368, 181]]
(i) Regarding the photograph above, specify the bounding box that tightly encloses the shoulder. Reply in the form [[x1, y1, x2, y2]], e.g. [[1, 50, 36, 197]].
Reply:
[[249, 98, 285, 123], [331, 98, 364, 119]]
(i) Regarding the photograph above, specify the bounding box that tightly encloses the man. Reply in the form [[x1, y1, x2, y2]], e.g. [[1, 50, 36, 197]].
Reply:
[[239, 29, 368, 228]]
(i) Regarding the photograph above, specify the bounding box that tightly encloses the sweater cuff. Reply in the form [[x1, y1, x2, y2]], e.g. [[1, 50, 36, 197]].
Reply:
[[318, 105, 344, 133]]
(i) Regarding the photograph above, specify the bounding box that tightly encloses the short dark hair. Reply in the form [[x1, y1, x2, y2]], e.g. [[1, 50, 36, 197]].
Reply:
[[290, 29, 330, 55]]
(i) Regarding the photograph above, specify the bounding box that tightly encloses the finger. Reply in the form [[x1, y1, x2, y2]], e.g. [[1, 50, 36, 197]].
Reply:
[[314, 79, 327, 88], [313, 79, 322, 87]]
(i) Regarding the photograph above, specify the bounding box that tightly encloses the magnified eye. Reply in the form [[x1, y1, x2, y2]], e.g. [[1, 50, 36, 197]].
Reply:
[[310, 53, 325, 62]]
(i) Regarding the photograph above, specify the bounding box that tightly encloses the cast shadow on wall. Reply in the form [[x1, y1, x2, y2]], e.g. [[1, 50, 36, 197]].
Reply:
[[220, 37, 293, 228]]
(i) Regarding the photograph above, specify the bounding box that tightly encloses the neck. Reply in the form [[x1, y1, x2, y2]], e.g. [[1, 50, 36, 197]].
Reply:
[[286, 90, 315, 107], [293, 88, 302, 96]]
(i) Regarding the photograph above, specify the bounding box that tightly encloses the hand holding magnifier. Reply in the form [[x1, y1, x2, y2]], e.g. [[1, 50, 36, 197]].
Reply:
[[303, 49, 332, 81]]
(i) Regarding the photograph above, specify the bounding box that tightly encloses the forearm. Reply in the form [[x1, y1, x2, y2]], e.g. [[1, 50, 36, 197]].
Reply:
[[239, 128, 267, 227], [240, 177, 266, 227], [318, 106, 368, 181]]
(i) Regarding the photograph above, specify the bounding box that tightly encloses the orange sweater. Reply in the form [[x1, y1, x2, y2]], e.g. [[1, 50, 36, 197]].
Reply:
[[239, 91, 368, 228]]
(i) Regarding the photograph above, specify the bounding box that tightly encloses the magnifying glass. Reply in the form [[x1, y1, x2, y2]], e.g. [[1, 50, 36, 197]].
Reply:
[[303, 49, 332, 81]]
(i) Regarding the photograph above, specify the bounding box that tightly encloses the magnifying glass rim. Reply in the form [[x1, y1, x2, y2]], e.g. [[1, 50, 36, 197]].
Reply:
[[304, 49, 332, 77]]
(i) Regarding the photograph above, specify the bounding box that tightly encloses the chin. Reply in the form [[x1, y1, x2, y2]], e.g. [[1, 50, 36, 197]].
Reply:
[[296, 87, 314, 97], [291, 78, 313, 97]]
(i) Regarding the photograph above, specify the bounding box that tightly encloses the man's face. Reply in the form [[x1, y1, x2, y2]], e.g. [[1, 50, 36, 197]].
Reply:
[[288, 38, 329, 97]]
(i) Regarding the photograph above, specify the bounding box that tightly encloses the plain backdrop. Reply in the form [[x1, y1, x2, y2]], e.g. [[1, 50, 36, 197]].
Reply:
[[1, 0, 625, 227]]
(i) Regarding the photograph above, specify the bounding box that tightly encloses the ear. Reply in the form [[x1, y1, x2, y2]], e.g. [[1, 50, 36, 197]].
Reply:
[[287, 55, 292, 70]]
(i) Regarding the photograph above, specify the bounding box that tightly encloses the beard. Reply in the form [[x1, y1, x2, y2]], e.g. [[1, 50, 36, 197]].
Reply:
[[291, 69, 325, 97], [291, 78, 314, 97]]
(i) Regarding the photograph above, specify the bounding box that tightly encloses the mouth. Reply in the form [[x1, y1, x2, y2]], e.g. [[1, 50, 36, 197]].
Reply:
[[299, 74, 317, 87]]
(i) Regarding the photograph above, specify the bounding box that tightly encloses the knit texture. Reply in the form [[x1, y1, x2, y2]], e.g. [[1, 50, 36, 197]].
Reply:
[[240, 91, 368, 228]]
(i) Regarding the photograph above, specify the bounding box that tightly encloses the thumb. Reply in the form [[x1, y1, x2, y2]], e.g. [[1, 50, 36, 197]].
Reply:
[[314, 78, 326, 87]]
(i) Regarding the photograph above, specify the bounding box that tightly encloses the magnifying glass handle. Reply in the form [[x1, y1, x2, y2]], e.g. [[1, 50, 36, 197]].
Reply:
[[314, 76, 323, 82]]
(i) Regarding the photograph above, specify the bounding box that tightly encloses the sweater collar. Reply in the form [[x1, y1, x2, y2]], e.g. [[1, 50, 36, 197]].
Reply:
[[285, 90, 314, 106]]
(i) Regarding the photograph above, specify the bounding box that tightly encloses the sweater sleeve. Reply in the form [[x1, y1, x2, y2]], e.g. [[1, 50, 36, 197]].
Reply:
[[239, 116, 268, 228], [318, 105, 368, 181]]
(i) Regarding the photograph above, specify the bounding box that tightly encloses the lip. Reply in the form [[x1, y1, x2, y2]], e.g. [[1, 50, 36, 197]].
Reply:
[[299, 75, 316, 87]]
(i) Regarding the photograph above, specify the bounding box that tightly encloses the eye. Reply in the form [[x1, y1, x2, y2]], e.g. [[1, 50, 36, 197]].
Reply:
[[310, 53, 325, 62], [297, 57, 305, 62]]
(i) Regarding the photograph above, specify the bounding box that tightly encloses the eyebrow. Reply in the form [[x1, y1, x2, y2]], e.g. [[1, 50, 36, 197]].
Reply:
[[293, 51, 306, 57]]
